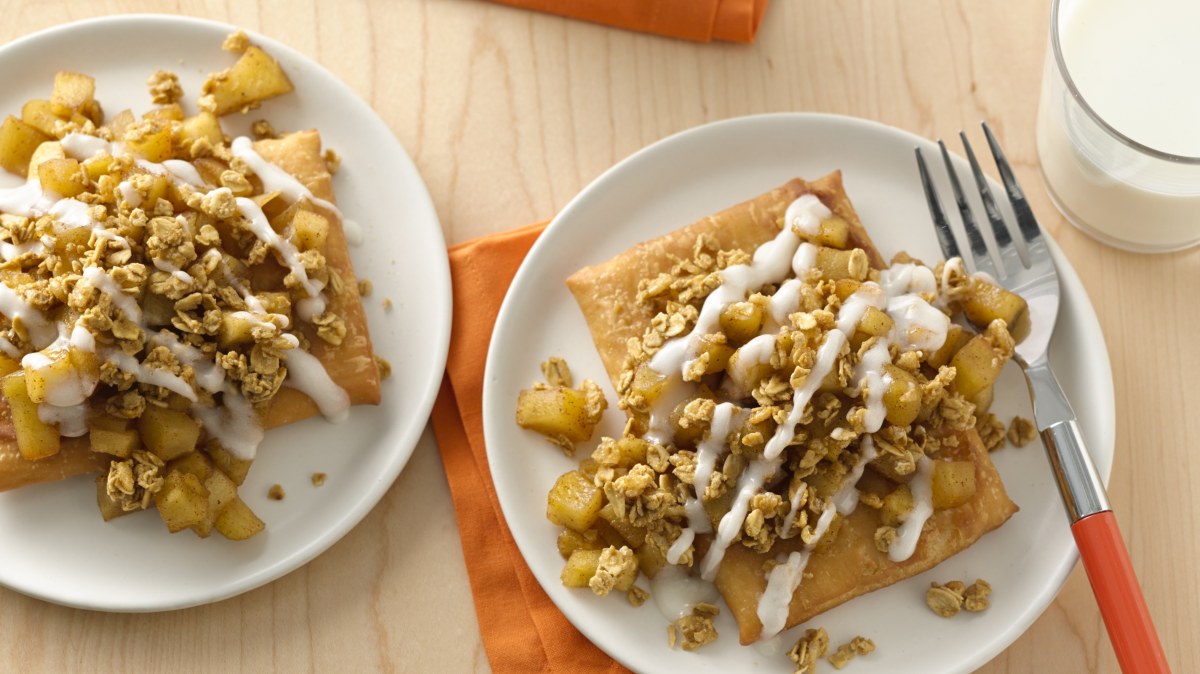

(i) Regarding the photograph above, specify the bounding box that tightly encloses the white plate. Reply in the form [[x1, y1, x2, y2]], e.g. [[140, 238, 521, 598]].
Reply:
[[0, 16, 451, 610], [483, 114, 1114, 673]]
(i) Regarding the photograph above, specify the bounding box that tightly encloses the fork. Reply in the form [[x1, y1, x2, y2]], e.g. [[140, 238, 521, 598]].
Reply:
[[915, 124, 1170, 673]]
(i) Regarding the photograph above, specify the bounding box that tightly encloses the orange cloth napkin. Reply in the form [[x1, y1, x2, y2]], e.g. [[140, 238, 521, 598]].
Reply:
[[430, 223, 631, 674], [488, 0, 770, 43]]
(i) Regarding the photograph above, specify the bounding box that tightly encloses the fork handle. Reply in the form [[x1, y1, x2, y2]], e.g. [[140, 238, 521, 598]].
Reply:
[[1072, 510, 1171, 673], [1041, 418, 1170, 672]]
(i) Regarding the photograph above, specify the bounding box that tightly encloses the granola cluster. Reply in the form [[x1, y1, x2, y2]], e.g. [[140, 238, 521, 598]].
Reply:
[[925, 578, 993, 617], [787, 628, 874, 673]]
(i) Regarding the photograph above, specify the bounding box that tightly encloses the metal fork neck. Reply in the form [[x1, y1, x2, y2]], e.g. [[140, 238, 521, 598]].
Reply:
[[1041, 419, 1110, 521]]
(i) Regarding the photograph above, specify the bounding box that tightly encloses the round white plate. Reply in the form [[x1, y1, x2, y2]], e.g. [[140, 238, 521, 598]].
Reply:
[[483, 114, 1114, 673], [0, 15, 451, 610]]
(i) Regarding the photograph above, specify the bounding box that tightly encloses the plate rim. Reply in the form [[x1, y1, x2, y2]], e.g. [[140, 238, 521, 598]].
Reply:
[[483, 112, 1114, 673], [0, 13, 452, 612]]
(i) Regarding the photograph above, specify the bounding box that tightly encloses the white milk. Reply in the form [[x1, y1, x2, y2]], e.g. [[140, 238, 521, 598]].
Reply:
[[1036, 0, 1200, 252]]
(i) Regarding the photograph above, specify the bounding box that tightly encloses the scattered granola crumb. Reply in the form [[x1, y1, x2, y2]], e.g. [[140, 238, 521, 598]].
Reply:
[[357, 278, 373, 297], [268, 484, 286, 500], [324, 148, 342, 174], [963, 578, 992, 612], [788, 627, 829, 674], [977, 412, 1007, 451], [667, 623, 678, 649], [675, 603, 719, 651], [626, 585, 649, 607], [382, 298, 393, 311], [827, 636, 874, 669], [1007, 416, 1036, 448], [311, 472, 327, 487], [251, 119, 277, 140], [375, 356, 392, 380], [222, 30, 251, 53], [926, 580, 966, 617], [146, 70, 183, 105], [541, 356, 573, 388]]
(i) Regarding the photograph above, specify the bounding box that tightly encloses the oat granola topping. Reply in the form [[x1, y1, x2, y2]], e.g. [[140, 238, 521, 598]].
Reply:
[[788, 628, 830, 674], [588, 545, 638, 597], [977, 412, 1007, 452], [827, 636, 875, 670], [674, 603, 720, 651], [1008, 416, 1036, 448], [311, 472, 327, 487], [105, 451, 165, 512], [268, 484, 286, 500], [146, 70, 183, 105]]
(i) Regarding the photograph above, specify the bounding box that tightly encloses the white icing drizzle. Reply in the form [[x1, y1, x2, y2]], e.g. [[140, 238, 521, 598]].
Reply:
[[855, 339, 892, 434], [60, 133, 110, 159], [700, 456, 782, 581], [762, 330, 846, 461], [229, 137, 341, 215], [342, 218, 363, 245], [757, 551, 810, 639], [779, 482, 808, 539], [886, 295, 950, 353], [150, 330, 225, 394], [161, 160, 206, 187], [692, 402, 739, 501], [192, 386, 263, 460], [889, 455, 935, 562], [832, 436, 879, 515], [0, 240, 44, 262], [0, 283, 57, 349], [38, 402, 89, 438], [108, 350, 197, 402], [727, 333, 776, 392], [235, 196, 324, 301], [282, 348, 350, 422], [792, 242, 817, 275], [48, 198, 93, 228], [82, 267, 142, 323], [767, 278, 803, 328], [666, 528, 695, 565], [116, 180, 142, 207], [785, 194, 828, 235], [649, 564, 721, 622]]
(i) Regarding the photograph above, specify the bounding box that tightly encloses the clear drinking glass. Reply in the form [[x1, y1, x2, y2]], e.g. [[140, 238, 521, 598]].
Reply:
[[1036, 0, 1200, 253]]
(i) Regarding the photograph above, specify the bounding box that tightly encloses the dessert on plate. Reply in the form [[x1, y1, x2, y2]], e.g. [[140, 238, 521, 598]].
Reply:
[[518, 172, 1027, 652], [0, 32, 380, 540]]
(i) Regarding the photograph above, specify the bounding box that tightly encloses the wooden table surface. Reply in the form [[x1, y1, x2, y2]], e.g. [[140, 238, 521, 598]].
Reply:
[[0, 1, 1195, 672]]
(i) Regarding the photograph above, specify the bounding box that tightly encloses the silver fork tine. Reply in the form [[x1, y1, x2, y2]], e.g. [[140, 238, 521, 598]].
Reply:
[[960, 131, 1026, 276], [915, 148, 963, 261], [982, 122, 1050, 265], [937, 140, 998, 278]]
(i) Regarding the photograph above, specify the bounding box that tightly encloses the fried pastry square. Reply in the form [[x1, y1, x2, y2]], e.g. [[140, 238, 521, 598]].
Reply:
[[0, 130, 379, 493], [564, 173, 1017, 643]]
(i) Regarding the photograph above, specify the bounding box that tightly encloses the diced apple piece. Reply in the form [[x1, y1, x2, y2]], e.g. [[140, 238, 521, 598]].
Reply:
[[719, 301, 764, 346], [37, 157, 87, 197], [123, 119, 174, 162], [516, 387, 596, 443], [207, 442, 253, 485], [932, 460, 977, 510], [201, 46, 295, 116], [214, 497, 265, 540], [50, 71, 95, 115], [218, 311, 260, 348], [3, 373, 60, 460], [20, 100, 62, 137], [169, 451, 213, 480], [290, 209, 329, 252], [880, 484, 914, 527], [882, 364, 921, 427], [561, 548, 602, 588], [950, 335, 1006, 399], [178, 112, 224, 149], [598, 503, 647, 547], [557, 528, 602, 559], [138, 405, 201, 462], [546, 470, 603, 533], [89, 428, 140, 458], [154, 470, 209, 533], [0, 116, 53, 176], [95, 475, 134, 521]]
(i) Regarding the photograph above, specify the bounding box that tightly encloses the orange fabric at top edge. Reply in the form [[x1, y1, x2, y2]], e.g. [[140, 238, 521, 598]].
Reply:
[[429, 222, 633, 674], [488, 0, 770, 43]]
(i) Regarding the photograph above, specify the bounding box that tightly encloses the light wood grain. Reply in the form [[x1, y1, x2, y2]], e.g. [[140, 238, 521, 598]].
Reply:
[[0, 0, 1195, 672]]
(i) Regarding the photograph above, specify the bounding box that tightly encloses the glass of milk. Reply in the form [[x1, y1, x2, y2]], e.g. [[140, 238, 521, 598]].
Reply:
[[1036, 0, 1200, 253]]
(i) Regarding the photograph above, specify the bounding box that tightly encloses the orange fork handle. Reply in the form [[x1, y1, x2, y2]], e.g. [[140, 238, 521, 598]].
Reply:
[[1072, 510, 1171, 673]]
